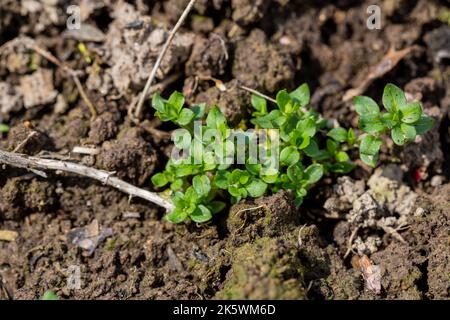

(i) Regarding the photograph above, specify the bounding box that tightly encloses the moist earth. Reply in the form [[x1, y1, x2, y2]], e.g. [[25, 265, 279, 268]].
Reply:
[[0, 0, 449, 300]]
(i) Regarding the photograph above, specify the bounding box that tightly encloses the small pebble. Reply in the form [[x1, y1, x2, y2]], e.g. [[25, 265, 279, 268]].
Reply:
[[0, 230, 19, 242], [430, 175, 444, 187]]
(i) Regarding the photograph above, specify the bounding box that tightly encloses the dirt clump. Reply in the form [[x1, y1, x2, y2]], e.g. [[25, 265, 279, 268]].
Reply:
[[0, 178, 57, 221], [185, 34, 229, 78], [87, 111, 121, 145], [193, 79, 249, 125], [232, 29, 295, 93], [96, 127, 157, 186], [231, 0, 270, 26], [216, 236, 307, 300], [0, 82, 23, 117], [103, 2, 195, 96], [227, 191, 298, 245], [5, 122, 51, 155], [20, 69, 58, 109]]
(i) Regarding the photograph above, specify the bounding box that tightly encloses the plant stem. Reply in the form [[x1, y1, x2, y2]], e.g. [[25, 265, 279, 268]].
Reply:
[[0, 150, 175, 212]]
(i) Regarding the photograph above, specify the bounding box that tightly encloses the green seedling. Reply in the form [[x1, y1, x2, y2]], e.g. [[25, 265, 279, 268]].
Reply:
[[151, 83, 434, 224], [78, 42, 92, 64], [355, 84, 434, 166]]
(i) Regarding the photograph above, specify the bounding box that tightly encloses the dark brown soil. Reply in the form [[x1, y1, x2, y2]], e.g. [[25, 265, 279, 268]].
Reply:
[[0, 0, 449, 300]]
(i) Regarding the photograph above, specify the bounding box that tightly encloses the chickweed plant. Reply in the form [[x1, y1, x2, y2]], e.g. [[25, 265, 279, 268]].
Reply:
[[151, 83, 434, 223]]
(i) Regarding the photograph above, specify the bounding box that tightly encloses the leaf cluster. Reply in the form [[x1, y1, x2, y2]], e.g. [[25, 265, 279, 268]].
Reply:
[[151, 83, 434, 223]]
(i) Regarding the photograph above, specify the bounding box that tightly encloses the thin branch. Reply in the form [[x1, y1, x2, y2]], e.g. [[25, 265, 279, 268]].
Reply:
[[29, 43, 97, 118], [344, 226, 359, 258], [134, 0, 197, 119], [0, 149, 175, 212], [238, 85, 277, 104], [13, 131, 38, 153]]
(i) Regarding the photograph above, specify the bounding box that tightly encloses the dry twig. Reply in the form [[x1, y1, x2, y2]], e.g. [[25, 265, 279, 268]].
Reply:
[[0, 149, 174, 212], [238, 84, 277, 104], [134, 0, 197, 119], [344, 226, 360, 258]]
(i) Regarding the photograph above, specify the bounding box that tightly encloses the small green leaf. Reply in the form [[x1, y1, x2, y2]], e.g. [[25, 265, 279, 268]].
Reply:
[[173, 129, 191, 149], [401, 123, 416, 141], [296, 118, 316, 137], [290, 83, 310, 107], [391, 125, 406, 145], [328, 127, 348, 142], [163, 102, 180, 121], [280, 115, 299, 141], [171, 192, 185, 207], [287, 163, 303, 183], [329, 162, 355, 173], [152, 93, 165, 113], [228, 185, 241, 197], [191, 103, 206, 120], [381, 112, 397, 129], [175, 164, 195, 177], [41, 290, 59, 300], [297, 135, 311, 150], [276, 90, 291, 113], [280, 146, 300, 166], [294, 196, 304, 206], [229, 169, 246, 184], [176, 108, 195, 126], [414, 115, 435, 135], [192, 175, 211, 197], [166, 208, 188, 224], [260, 172, 279, 184], [191, 205, 212, 223], [185, 186, 199, 205], [168, 91, 185, 113], [360, 153, 379, 168], [296, 188, 307, 198], [400, 102, 422, 124], [335, 151, 350, 162], [353, 96, 380, 116], [304, 164, 323, 184], [347, 128, 356, 144], [239, 171, 251, 184], [245, 178, 267, 197], [206, 106, 227, 130], [359, 114, 385, 134], [209, 201, 226, 214], [360, 135, 382, 156], [304, 140, 323, 158], [170, 179, 184, 191], [253, 110, 286, 128], [251, 94, 267, 114], [326, 139, 338, 155], [214, 171, 229, 189], [245, 163, 261, 176], [383, 83, 407, 113], [152, 173, 169, 187]]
